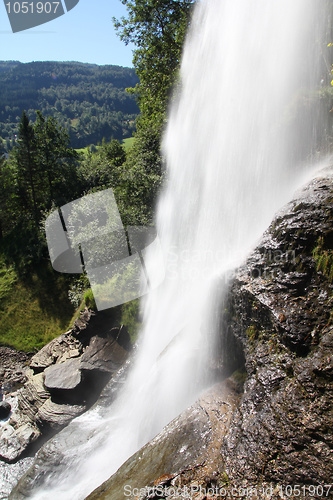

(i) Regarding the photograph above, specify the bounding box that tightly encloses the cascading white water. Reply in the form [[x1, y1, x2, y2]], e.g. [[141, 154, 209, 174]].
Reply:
[[23, 0, 325, 498]]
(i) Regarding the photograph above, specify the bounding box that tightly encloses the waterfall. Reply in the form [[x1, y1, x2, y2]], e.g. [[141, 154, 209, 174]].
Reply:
[[24, 0, 324, 498]]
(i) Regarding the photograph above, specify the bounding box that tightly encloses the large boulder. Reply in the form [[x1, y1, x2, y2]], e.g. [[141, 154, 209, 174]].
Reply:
[[0, 368, 86, 462], [0, 423, 40, 463], [36, 399, 85, 428]]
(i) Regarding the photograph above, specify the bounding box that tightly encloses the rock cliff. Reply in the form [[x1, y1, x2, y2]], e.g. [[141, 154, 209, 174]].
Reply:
[[220, 167, 333, 489]]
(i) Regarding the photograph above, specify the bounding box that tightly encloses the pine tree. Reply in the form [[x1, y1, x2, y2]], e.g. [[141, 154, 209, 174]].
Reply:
[[0, 152, 7, 239], [0, 150, 19, 239], [13, 111, 39, 225], [34, 110, 79, 209]]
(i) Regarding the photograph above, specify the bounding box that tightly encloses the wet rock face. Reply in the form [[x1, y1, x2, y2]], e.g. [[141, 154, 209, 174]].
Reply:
[[86, 382, 240, 500], [80, 335, 128, 373], [221, 167, 333, 487]]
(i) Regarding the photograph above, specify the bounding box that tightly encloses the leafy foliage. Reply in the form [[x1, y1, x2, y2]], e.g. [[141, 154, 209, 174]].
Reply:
[[83, 288, 97, 311], [78, 138, 126, 192], [120, 299, 141, 342], [77, 136, 157, 225], [0, 152, 15, 239], [0, 111, 83, 272], [11, 112, 81, 213], [113, 0, 194, 223], [116, 118, 164, 225], [33, 111, 81, 208], [114, 0, 193, 118], [0, 263, 17, 302]]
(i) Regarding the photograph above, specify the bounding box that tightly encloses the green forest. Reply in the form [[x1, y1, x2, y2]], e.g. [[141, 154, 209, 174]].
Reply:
[[0, 60, 139, 150], [1, 0, 333, 352]]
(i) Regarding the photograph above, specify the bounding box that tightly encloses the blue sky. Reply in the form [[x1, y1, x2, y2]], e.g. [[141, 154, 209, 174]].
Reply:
[[0, 0, 135, 67]]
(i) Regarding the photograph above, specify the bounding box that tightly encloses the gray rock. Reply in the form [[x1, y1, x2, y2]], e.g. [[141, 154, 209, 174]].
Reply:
[[0, 373, 48, 462], [5, 358, 134, 497], [0, 423, 40, 463], [0, 367, 85, 463], [87, 382, 239, 500], [0, 307, 131, 489], [80, 336, 128, 373], [37, 399, 85, 428], [44, 358, 82, 391], [16, 373, 50, 421]]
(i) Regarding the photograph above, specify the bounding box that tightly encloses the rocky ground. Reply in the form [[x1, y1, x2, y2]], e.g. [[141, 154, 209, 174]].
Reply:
[[0, 348, 33, 395], [0, 308, 131, 466]]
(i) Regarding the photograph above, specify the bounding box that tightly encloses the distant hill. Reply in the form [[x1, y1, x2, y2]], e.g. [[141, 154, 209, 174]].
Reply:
[[0, 61, 21, 73], [0, 61, 139, 150]]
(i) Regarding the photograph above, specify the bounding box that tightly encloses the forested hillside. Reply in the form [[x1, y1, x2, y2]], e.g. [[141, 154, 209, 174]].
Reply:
[[0, 61, 139, 149]]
